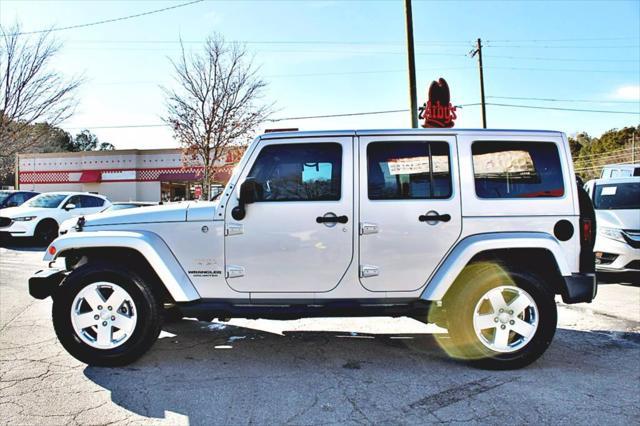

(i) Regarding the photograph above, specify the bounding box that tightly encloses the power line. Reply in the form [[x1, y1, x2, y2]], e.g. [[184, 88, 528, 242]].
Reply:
[[9, 0, 204, 35], [487, 66, 638, 73], [488, 96, 640, 105], [485, 44, 640, 49], [484, 54, 639, 63], [487, 36, 638, 43], [64, 39, 474, 46], [60, 102, 638, 130], [486, 103, 639, 115], [574, 147, 637, 161]]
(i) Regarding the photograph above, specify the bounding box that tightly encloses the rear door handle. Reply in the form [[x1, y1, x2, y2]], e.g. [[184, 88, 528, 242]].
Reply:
[[316, 215, 348, 224], [419, 212, 451, 223]]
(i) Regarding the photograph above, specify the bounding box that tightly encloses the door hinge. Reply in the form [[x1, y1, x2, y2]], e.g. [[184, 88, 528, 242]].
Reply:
[[225, 223, 244, 236], [360, 222, 379, 235], [225, 265, 245, 278], [360, 265, 380, 278]]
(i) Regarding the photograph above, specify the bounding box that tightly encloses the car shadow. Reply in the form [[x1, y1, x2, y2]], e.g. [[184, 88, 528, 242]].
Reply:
[[82, 319, 640, 424], [598, 271, 640, 286], [0, 237, 45, 251]]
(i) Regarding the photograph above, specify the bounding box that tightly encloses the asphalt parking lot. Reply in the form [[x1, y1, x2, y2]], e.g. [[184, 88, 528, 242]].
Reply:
[[1, 243, 639, 425]]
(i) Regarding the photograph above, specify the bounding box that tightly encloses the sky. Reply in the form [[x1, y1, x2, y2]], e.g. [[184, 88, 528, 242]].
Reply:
[[1, 0, 639, 150]]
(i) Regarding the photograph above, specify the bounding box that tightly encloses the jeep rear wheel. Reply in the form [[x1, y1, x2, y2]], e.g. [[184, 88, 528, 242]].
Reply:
[[442, 262, 557, 370], [52, 262, 162, 366]]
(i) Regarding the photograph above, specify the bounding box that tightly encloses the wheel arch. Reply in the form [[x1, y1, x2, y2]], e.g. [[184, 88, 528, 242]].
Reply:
[[45, 230, 200, 302], [420, 232, 570, 301], [35, 217, 59, 230]]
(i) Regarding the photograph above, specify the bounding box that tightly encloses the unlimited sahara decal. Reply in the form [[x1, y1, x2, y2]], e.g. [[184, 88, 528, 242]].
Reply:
[[188, 258, 222, 277]]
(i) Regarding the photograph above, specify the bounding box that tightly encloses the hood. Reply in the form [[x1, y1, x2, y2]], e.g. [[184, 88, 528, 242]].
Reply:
[[83, 201, 220, 228], [85, 202, 191, 227], [0, 206, 54, 218], [595, 209, 640, 230]]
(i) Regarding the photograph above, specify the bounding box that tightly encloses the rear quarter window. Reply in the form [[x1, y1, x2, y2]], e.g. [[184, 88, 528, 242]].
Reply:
[[472, 141, 564, 199]]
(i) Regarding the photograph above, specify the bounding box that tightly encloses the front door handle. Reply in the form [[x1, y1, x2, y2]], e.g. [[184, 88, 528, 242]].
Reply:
[[419, 212, 451, 223], [316, 215, 348, 224]]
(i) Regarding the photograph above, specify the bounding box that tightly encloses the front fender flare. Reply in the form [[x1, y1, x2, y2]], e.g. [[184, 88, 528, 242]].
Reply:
[[420, 232, 570, 301], [44, 230, 200, 302]]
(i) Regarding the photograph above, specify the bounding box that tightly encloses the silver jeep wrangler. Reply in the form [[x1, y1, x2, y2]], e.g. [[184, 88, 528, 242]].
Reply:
[[29, 129, 597, 369]]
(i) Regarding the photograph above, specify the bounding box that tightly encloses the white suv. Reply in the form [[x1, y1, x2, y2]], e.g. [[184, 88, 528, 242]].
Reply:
[[0, 192, 110, 244], [28, 129, 597, 369], [585, 177, 640, 273]]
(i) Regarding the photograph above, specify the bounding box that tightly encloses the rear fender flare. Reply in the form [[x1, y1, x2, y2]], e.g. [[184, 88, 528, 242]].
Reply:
[[420, 232, 571, 301]]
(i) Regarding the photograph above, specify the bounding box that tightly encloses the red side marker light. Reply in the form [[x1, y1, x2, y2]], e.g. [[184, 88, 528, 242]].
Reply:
[[48, 246, 56, 256]]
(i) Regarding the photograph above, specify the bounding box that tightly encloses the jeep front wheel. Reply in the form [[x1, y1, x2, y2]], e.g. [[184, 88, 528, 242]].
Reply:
[[52, 262, 162, 366], [443, 263, 557, 370]]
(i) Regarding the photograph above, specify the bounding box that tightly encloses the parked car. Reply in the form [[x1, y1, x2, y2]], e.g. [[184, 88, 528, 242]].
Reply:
[[0, 192, 111, 244], [585, 177, 640, 273], [600, 163, 640, 179], [28, 129, 596, 369], [59, 202, 158, 235], [0, 190, 39, 210]]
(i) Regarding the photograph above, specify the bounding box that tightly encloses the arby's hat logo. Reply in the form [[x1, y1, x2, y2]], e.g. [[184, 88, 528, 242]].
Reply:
[[419, 78, 457, 128]]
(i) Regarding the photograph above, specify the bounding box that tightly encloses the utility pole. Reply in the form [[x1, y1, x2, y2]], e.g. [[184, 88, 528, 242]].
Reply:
[[632, 132, 636, 164], [470, 38, 487, 128], [404, 0, 419, 128]]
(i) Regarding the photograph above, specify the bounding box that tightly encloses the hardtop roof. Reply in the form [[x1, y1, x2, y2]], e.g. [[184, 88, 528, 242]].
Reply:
[[259, 128, 564, 139]]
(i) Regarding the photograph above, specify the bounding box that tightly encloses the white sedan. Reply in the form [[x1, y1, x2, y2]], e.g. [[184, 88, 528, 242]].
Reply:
[[0, 192, 110, 244]]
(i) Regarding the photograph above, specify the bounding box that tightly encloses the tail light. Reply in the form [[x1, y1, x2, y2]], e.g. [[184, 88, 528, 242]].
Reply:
[[581, 218, 593, 245]]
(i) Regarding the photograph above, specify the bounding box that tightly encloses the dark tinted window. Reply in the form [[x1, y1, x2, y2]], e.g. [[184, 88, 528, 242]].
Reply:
[[472, 141, 564, 198], [368, 142, 451, 200], [10, 192, 29, 205], [80, 195, 105, 208], [594, 182, 640, 210], [65, 195, 104, 208], [248, 143, 342, 201]]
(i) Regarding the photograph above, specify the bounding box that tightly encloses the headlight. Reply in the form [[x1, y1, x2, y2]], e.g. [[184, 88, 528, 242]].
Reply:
[[12, 216, 36, 222], [598, 226, 625, 243]]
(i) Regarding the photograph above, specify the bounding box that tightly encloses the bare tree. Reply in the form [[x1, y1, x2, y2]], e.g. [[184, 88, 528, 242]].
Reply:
[[163, 34, 271, 199], [0, 22, 82, 184]]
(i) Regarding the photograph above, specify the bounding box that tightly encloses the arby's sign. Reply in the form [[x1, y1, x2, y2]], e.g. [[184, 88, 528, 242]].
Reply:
[[419, 78, 457, 128]]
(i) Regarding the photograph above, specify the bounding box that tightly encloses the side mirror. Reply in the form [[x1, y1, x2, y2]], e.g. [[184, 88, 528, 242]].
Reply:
[[231, 178, 259, 220], [64, 203, 76, 211], [6, 201, 18, 207]]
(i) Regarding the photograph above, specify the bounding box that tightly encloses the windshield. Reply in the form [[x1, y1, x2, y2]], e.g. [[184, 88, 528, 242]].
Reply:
[[0, 192, 11, 203], [27, 194, 67, 208], [594, 182, 640, 210], [105, 204, 140, 211]]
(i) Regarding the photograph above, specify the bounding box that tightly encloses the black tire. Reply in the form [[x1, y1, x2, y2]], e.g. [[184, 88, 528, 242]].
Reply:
[[442, 262, 557, 370], [34, 220, 58, 245], [52, 261, 163, 366]]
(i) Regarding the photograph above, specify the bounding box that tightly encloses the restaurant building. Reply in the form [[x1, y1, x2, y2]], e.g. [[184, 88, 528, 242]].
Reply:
[[17, 148, 242, 202]]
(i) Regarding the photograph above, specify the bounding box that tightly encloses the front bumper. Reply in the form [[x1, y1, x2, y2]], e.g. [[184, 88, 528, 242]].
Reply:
[[594, 236, 640, 273], [560, 273, 597, 304], [28, 268, 66, 299], [0, 220, 37, 237]]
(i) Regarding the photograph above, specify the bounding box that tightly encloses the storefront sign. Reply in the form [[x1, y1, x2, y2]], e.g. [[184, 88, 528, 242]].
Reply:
[[419, 78, 457, 128]]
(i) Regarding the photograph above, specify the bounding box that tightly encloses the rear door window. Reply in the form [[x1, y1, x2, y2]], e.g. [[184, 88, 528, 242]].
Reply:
[[80, 195, 105, 208], [367, 141, 451, 200], [472, 141, 564, 198]]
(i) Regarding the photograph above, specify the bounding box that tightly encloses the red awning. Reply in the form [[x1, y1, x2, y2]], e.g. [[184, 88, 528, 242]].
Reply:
[[79, 170, 102, 183], [158, 172, 199, 182]]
